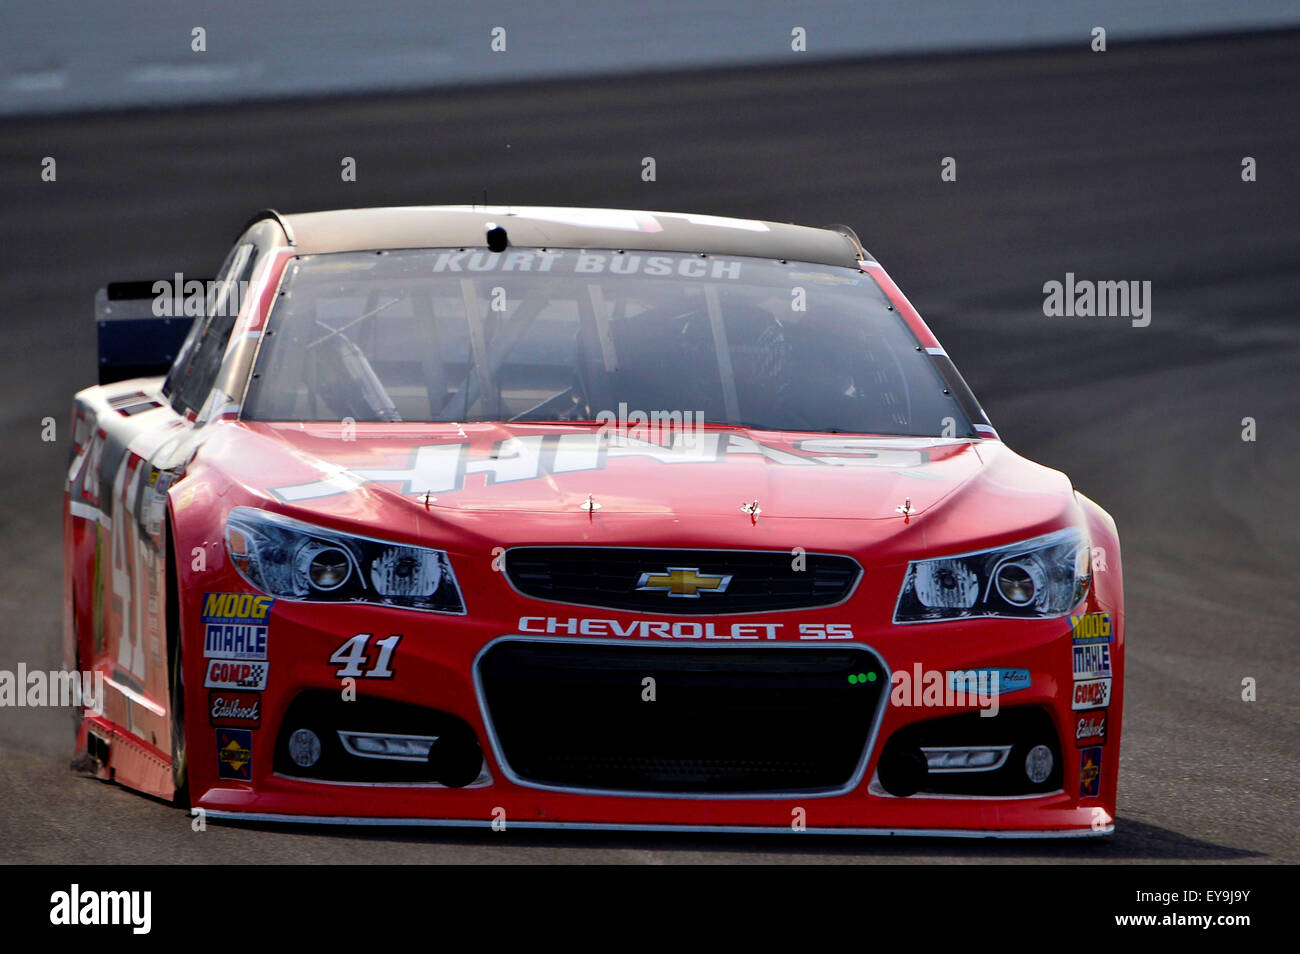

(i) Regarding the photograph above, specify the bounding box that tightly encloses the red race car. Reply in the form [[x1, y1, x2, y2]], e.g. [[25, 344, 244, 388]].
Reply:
[[65, 206, 1122, 836]]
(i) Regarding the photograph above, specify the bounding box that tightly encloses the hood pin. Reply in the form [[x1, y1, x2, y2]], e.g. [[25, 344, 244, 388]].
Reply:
[[741, 499, 762, 524], [580, 493, 602, 518], [895, 497, 914, 519], [421, 491, 437, 509]]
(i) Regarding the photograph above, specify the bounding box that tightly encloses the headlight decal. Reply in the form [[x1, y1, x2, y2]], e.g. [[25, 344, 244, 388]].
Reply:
[[894, 527, 1090, 623], [225, 507, 465, 614]]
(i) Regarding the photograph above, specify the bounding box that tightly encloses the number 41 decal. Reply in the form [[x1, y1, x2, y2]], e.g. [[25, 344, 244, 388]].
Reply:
[[329, 633, 402, 679]]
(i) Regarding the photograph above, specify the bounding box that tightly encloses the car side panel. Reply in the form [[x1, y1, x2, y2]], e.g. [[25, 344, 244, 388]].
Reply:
[[64, 381, 190, 796]]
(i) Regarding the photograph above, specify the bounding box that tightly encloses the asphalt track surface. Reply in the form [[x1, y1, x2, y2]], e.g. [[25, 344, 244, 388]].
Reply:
[[0, 31, 1297, 864]]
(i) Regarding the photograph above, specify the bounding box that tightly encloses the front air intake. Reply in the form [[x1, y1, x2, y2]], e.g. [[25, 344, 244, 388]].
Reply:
[[478, 640, 886, 795]]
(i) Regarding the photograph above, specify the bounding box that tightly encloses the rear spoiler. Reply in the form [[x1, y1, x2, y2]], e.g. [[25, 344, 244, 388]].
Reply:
[[95, 281, 207, 386]]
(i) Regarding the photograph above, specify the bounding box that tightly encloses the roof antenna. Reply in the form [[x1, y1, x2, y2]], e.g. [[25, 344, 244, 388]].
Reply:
[[485, 222, 509, 253]]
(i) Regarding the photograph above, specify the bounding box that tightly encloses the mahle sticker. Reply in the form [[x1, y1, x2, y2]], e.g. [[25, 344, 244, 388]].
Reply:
[[201, 593, 273, 661], [1072, 642, 1112, 679]]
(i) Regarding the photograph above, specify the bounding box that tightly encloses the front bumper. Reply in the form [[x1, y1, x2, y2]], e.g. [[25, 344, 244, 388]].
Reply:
[[187, 582, 1124, 837]]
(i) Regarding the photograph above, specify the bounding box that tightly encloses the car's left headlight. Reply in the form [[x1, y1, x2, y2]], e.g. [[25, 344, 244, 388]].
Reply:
[[225, 507, 466, 614], [893, 527, 1090, 623]]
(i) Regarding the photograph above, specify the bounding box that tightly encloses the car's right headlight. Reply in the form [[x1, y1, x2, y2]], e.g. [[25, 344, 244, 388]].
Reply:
[[225, 506, 465, 614], [893, 527, 1090, 623]]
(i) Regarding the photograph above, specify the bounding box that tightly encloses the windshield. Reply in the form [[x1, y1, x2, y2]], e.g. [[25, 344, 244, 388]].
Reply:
[[242, 248, 976, 437]]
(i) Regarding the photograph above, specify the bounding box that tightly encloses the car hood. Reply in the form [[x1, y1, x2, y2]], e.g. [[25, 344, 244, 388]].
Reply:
[[205, 422, 1078, 557], [239, 422, 980, 518]]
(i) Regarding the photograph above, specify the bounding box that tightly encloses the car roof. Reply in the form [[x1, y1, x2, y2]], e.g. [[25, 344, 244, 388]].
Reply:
[[266, 206, 870, 267]]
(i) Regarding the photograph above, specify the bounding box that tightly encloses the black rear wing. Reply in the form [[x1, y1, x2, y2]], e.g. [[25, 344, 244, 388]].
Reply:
[[95, 281, 206, 386]]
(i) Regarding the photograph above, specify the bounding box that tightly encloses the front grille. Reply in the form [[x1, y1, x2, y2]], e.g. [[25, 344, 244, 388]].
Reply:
[[478, 640, 886, 794], [503, 546, 861, 614]]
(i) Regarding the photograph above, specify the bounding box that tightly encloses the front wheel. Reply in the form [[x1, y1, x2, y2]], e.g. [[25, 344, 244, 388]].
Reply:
[[166, 537, 190, 808], [169, 631, 189, 806]]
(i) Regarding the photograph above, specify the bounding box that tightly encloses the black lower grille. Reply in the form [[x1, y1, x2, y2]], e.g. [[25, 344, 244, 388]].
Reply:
[[478, 641, 885, 793], [878, 707, 1063, 796], [503, 546, 861, 614], [274, 692, 480, 784]]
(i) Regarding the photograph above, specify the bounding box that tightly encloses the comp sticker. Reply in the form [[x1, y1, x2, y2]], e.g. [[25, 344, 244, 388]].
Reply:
[[204, 659, 268, 691], [1071, 677, 1112, 711]]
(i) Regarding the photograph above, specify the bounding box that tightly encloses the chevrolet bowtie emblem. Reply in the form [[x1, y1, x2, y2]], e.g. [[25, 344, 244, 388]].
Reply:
[[636, 567, 732, 598]]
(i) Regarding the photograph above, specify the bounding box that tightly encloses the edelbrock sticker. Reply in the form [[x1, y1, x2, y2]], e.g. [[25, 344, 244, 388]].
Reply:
[[1075, 711, 1107, 746]]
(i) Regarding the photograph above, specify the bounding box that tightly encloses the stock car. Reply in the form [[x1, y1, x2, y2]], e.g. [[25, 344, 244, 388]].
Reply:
[[64, 206, 1123, 836]]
